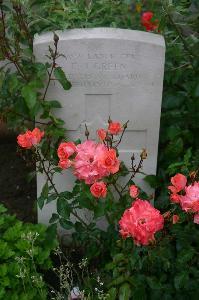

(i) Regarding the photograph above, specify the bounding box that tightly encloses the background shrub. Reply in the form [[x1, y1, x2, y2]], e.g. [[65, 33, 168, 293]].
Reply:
[[0, 204, 58, 299]]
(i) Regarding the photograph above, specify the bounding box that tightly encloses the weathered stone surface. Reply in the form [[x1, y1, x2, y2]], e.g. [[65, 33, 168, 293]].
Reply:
[[34, 28, 165, 224]]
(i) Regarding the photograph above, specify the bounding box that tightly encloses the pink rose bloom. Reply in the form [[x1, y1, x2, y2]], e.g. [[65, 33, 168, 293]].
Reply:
[[170, 193, 181, 204], [74, 140, 108, 184], [99, 148, 120, 174], [58, 159, 72, 170], [119, 199, 164, 246], [97, 129, 107, 141], [172, 215, 180, 224], [57, 142, 76, 160], [17, 131, 34, 149], [180, 182, 199, 212], [108, 121, 122, 135], [74, 141, 120, 184], [168, 185, 178, 194], [90, 181, 107, 198], [194, 213, 199, 224], [17, 128, 44, 149], [129, 185, 139, 198], [169, 173, 187, 193], [31, 128, 44, 145]]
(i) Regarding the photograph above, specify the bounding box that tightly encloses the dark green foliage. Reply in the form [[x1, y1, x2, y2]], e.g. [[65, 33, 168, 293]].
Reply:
[[105, 219, 199, 300], [155, 0, 199, 211], [0, 204, 58, 299]]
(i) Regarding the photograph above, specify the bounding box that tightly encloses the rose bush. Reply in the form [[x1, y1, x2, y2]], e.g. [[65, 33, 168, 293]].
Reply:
[[0, 0, 198, 299], [16, 121, 199, 299]]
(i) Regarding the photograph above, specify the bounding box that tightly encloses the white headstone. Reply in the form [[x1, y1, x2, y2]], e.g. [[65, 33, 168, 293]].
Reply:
[[34, 28, 165, 225]]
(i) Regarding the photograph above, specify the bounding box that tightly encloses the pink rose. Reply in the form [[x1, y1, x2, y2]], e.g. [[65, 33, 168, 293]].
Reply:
[[73, 140, 120, 184], [99, 148, 120, 174], [129, 185, 139, 198], [168, 185, 178, 194], [170, 193, 181, 204], [17, 131, 33, 149], [57, 142, 76, 160], [31, 128, 45, 145], [74, 140, 108, 184], [180, 182, 199, 212], [170, 173, 187, 193], [58, 159, 72, 169], [90, 181, 107, 198], [172, 215, 180, 224], [119, 199, 164, 246], [194, 213, 199, 224], [108, 122, 122, 135], [17, 128, 44, 149], [97, 129, 107, 141]]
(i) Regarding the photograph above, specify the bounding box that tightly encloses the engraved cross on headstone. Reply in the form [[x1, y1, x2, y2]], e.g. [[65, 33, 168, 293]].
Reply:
[[79, 94, 111, 139]]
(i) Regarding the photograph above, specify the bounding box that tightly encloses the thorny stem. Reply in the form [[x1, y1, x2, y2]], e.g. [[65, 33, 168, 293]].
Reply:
[[14, 4, 33, 49], [18, 113, 48, 125], [4, 109, 49, 126], [115, 120, 129, 148], [42, 35, 59, 101], [120, 157, 144, 193], [85, 123, 89, 140]]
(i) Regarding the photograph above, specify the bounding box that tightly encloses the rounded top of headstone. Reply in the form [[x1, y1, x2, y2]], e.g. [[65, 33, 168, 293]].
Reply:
[[34, 27, 165, 48]]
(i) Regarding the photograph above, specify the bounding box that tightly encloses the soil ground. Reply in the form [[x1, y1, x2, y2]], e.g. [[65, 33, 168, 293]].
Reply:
[[0, 135, 37, 222]]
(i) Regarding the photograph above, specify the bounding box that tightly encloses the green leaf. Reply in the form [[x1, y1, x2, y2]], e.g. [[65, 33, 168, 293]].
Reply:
[[78, 196, 94, 210], [49, 213, 59, 224], [131, 281, 147, 300], [113, 253, 125, 263], [54, 67, 72, 90], [59, 218, 73, 230], [47, 100, 62, 108], [57, 197, 71, 219], [0, 205, 7, 214], [59, 191, 73, 200], [46, 193, 57, 204], [165, 137, 184, 158], [119, 283, 131, 300], [41, 182, 49, 198], [144, 175, 160, 189], [8, 74, 19, 93], [21, 84, 37, 109], [162, 94, 185, 110], [0, 264, 7, 277], [174, 272, 189, 289], [94, 201, 106, 218], [193, 82, 199, 97], [37, 196, 45, 210], [166, 125, 181, 141], [108, 275, 127, 288], [28, 79, 44, 89], [107, 287, 117, 300]]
